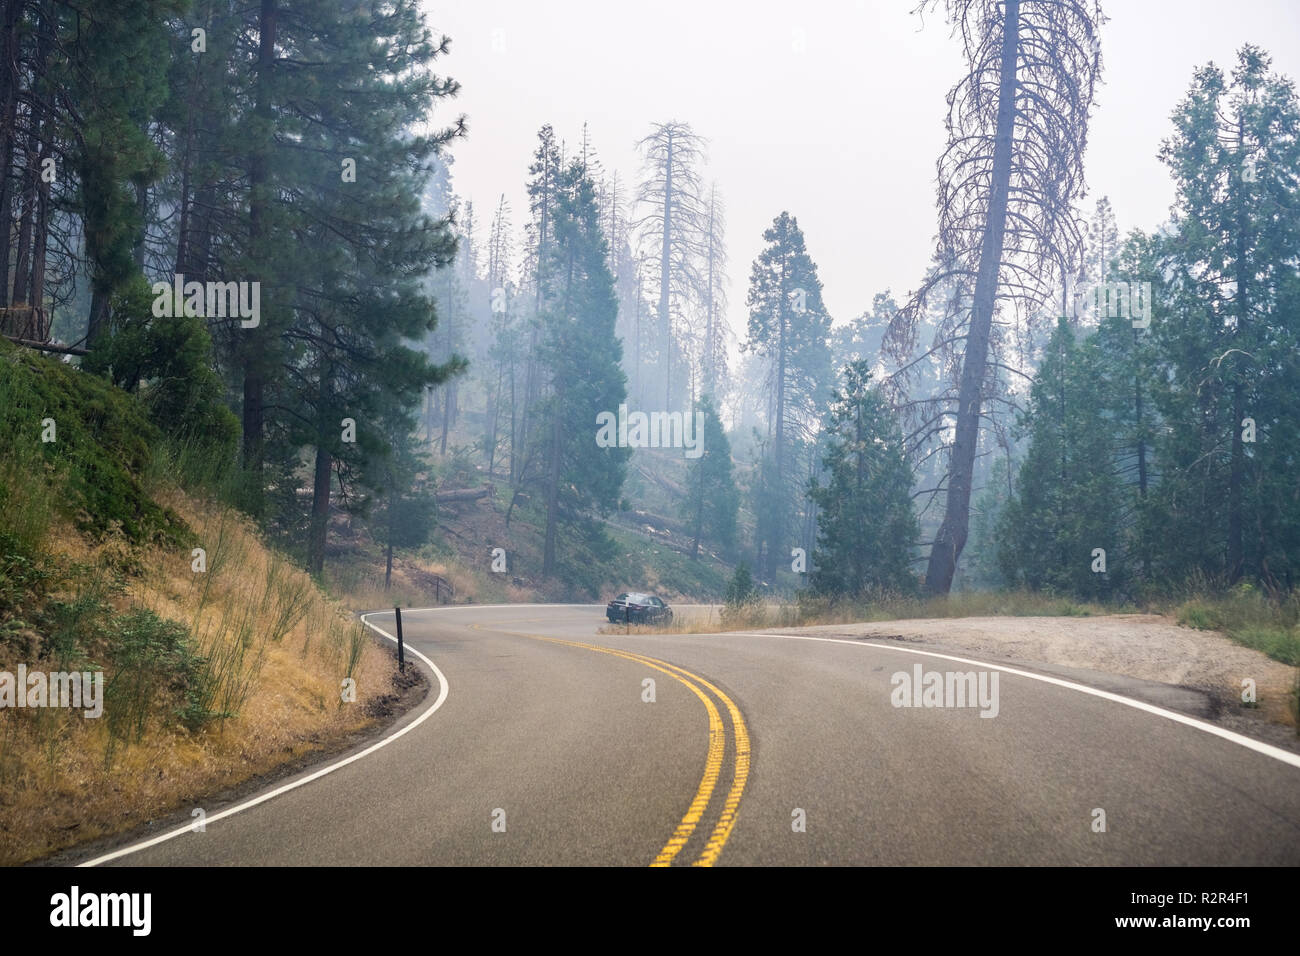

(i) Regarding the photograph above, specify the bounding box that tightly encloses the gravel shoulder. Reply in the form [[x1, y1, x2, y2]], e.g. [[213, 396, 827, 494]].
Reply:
[[762, 614, 1299, 750]]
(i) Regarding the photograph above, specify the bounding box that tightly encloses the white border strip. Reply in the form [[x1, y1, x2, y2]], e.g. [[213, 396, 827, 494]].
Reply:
[[77, 611, 450, 867], [724, 631, 1300, 770], [79, 605, 1294, 864]]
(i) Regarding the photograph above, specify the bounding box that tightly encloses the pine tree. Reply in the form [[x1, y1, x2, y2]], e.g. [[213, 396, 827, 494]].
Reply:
[[426, 196, 474, 455], [1079, 196, 1120, 300], [808, 360, 918, 599], [743, 211, 832, 580], [1091, 229, 1162, 582], [515, 125, 563, 491], [528, 159, 629, 579], [370, 425, 438, 592], [831, 292, 895, 373], [681, 395, 738, 558], [483, 194, 517, 479], [231, 0, 465, 518], [164, 0, 243, 287], [30, 0, 180, 344], [723, 562, 757, 607], [998, 319, 1125, 598], [258, 1, 465, 573], [1152, 45, 1300, 586], [963, 456, 1013, 589]]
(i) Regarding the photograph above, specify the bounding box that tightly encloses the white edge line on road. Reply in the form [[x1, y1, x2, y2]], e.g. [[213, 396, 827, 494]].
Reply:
[[418, 605, 1300, 771], [77, 610, 451, 867], [80, 604, 1293, 863], [723, 630, 1300, 771]]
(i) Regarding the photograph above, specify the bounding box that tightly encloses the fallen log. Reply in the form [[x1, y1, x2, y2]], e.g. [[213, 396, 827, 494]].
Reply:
[[435, 486, 493, 504], [3, 336, 88, 356]]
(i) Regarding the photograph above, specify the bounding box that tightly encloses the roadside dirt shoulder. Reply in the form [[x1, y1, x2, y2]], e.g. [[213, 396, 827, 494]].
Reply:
[[790, 614, 1297, 744]]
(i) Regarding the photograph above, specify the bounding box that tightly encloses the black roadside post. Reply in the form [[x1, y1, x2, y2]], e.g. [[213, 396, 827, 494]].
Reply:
[[625, 605, 630, 634], [395, 606, 405, 673]]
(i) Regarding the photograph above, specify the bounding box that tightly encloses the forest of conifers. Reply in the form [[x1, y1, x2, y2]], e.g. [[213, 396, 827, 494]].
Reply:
[[0, 0, 1297, 609]]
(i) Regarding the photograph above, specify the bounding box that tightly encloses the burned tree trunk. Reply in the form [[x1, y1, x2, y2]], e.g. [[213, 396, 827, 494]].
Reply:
[[925, 0, 1021, 595], [884, 0, 1101, 595]]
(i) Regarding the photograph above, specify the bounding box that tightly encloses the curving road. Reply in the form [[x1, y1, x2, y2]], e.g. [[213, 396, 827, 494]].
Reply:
[[72, 604, 1300, 866]]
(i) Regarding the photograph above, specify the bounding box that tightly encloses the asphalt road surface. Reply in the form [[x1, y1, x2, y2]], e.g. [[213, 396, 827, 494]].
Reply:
[[72, 604, 1300, 866]]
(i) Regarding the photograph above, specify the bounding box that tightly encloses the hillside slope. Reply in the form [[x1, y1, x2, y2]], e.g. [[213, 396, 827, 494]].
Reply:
[[0, 344, 412, 864]]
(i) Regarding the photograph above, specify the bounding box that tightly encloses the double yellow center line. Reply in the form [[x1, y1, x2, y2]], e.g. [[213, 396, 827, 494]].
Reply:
[[474, 622, 750, 867]]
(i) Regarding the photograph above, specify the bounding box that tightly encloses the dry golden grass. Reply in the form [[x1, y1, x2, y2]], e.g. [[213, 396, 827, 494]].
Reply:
[[0, 490, 404, 865], [328, 548, 536, 613], [329, 565, 424, 612], [612, 592, 1123, 637], [610, 600, 1298, 730], [595, 603, 797, 636]]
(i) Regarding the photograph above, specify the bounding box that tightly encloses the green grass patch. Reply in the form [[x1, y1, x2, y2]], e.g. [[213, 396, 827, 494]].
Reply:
[[0, 340, 188, 546], [0, 342, 254, 760], [793, 589, 1126, 626], [604, 525, 731, 600], [1175, 584, 1300, 666]]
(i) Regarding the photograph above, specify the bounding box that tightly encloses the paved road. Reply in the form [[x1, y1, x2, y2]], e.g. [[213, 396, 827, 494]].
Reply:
[[74, 604, 1300, 866]]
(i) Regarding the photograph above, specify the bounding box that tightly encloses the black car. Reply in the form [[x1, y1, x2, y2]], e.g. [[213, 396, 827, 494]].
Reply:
[[606, 592, 673, 624]]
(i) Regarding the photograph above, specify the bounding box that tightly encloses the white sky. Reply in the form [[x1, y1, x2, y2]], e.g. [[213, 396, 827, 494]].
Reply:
[[422, 0, 1300, 344]]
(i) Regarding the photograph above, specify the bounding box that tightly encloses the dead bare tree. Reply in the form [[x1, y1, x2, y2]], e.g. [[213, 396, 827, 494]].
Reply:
[[634, 121, 708, 409], [885, 0, 1104, 594], [485, 193, 514, 480], [700, 181, 729, 399]]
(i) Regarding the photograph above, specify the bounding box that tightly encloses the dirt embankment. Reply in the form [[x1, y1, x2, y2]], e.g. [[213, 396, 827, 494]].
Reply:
[[0, 492, 421, 866], [785, 614, 1296, 735], [623, 606, 1299, 745]]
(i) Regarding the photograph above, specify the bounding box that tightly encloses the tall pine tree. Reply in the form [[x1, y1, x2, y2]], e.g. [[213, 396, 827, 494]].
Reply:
[[528, 158, 629, 579], [743, 211, 832, 581], [808, 360, 919, 599], [999, 319, 1126, 598]]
